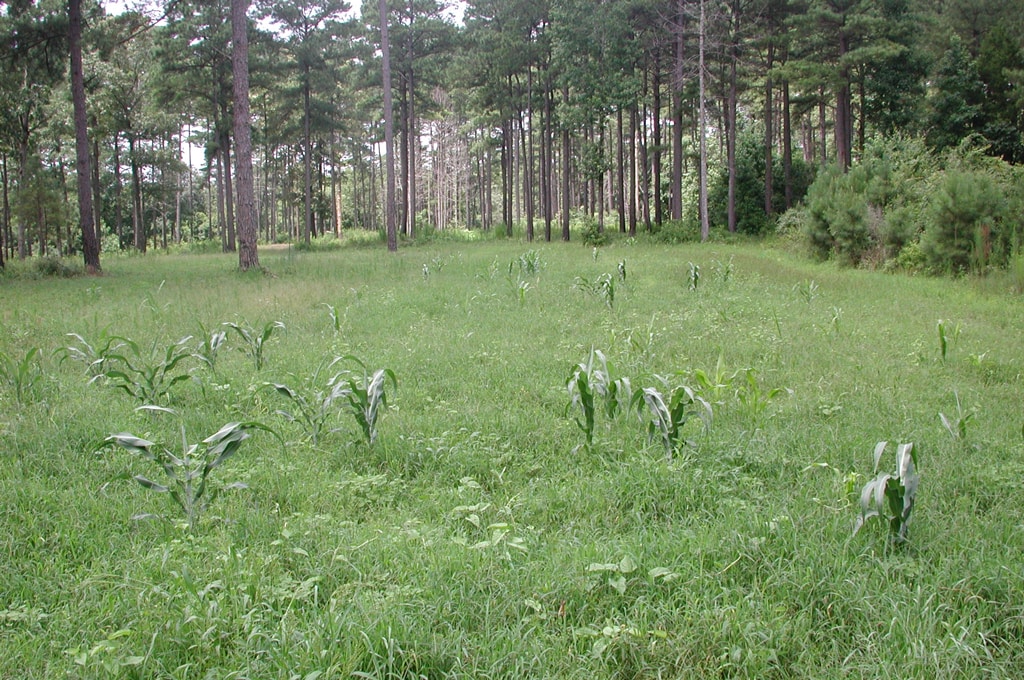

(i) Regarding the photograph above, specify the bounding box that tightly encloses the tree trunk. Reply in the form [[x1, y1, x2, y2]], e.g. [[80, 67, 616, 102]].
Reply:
[[671, 0, 684, 222], [698, 0, 709, 241], [380, 0, 398, 252], [726, 5, 738, 234], [818, 90, 827, 166], [69, 0, 100, 272], [652, 55, 663, 227], [130, 136, 145, 252], [836, 34, 852, 170], [628, 104, 637, 238], [222, 131, 236, 251], [561, 85, 570, 241], [302, 68, 313, 245], [764, 42, 774, 217], [544, 79, 553, 241], [783, 80, 793, 210], [523, 75, 535, 242], [616, 107, 625, 233], [232, 0, 260, 270], [0, 154, 7, 269]]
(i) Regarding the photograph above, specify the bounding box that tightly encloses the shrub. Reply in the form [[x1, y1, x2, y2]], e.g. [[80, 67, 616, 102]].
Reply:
[[709, 129, 815, 235], [34, 255, 81, 278], [578, 213, 608, 247], [803, 166, 876, 265], [651, 219, 700, 244], [922, 170, 1006, 274]]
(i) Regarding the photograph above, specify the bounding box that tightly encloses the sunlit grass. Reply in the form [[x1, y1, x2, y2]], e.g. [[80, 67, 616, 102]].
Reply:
[[1, 239, 1023, 677]]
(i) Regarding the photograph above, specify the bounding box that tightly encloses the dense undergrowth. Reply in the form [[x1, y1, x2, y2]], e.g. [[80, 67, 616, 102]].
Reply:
[[1, 241, 1023, 678]]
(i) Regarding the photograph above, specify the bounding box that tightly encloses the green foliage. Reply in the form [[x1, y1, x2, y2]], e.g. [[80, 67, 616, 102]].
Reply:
[[291, 234, 345, 252], [854, 441, 919, 544], [804, 165, 876, 265], [33, 255, 81, 278], [631, 378, 711, 459], [335, 356, 396, 446], [510, 250, 544, 277], [0, 347, 42, 404], [922, 170, 1007, 274], [936, 319, 961, 363], [709, 130, 815, 235], [687, 262, 700, 291], [263, 357, 353, 445], [505, 251, 544, 305], [566, 349, 632, 449], [651, 219, 700, 244], [926, 36, 985, 154], [574, 273, 617, 308], [939, 391, 974, 444], [92, 336, 193, 404], [104, 406, 270, 531], [692, 353, 734, 406], [60, 331, 126, 377], [578, 213, 608, 247], [735, 368, 790, 425], [192, 322, 227, 371], [224, 320, 285, 371]]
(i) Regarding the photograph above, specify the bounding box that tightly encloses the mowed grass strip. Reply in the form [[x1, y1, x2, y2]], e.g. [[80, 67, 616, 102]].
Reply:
[[1, 240, 1023, 678]]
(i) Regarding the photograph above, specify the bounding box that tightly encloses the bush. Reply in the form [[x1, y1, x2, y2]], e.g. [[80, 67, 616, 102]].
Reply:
[[651, 218, 700, 244], [578, 213, 608, 247], [921, 170, 1006, 274], [34, 255, 81, 278], [803, 166, 876, 264], [709, 129, 815, 236], [293, 233, 345, 252]]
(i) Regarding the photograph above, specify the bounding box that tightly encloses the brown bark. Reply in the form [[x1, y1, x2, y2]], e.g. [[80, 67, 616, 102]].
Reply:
[[69, 0, 100, 272], [232, 0, 260, 271], [380, 0, 398, 252]]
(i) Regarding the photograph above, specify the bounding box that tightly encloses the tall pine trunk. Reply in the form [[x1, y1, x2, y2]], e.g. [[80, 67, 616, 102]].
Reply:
[[380, 0, 398, 252], [69, 0, 100, 272], [232, 0, 259, 270]]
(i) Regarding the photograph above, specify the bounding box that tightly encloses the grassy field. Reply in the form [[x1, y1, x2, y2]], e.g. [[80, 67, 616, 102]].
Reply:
[[2, 238, 1023, 678]]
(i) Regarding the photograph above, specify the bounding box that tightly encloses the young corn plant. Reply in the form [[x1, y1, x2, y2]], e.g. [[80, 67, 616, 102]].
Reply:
[[94, 336, 193, 404], [511, 249, 544, 277], [854, 441, 919, 544], [263, 357, 352, 445], [937, 319, 961, 363], [632, 377, 711, 459], [566, 349, 632, 450], [574, 273, 616, 308], [224, 320, 285, 371], [192, 322, 227, 371], [60, 330, 126, 377], [687, 262, 700, 291], [323, 303, 346, 334], [692, 353, 735, 407], [0, 347, 43, 404], [337, 356, 396, 446], [735, 368, 790, 425], [939, 390, 974, 444], [104, 406, 273, 532]]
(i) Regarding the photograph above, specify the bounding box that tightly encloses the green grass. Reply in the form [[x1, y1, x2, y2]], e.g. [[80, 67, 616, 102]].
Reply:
[[2, 239, 1024, 677]]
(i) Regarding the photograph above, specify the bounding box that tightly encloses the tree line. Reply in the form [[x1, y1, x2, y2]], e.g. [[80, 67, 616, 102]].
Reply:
[[1, 0, 1022, 272]]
